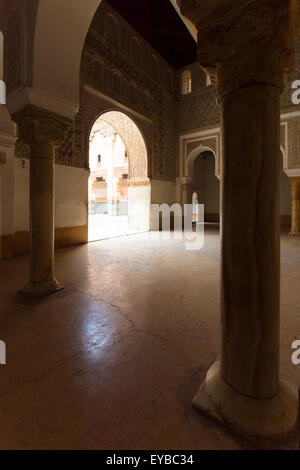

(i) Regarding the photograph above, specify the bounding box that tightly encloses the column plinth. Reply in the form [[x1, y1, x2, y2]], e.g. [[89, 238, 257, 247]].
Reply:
[[13, 106, 71, 298], [193, 360, 299, 440], [177, 0, 300, 441], [290, 177, 300, 235]]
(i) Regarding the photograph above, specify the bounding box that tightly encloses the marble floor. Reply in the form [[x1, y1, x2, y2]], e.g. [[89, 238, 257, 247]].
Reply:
[[0, 228, 299, 450]]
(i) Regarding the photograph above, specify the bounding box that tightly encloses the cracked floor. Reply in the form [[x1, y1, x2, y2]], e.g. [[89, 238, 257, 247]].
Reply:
[[0, 229, 299, 449]]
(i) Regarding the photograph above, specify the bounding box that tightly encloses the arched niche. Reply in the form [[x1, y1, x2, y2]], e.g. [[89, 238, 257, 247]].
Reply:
[[187, 145, 219, 180], [181, 70, 192, 95], [191, 150, 220, 223]]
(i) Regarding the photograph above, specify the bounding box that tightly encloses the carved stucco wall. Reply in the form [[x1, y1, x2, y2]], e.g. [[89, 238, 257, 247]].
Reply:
[[7, 1, 300, 176], [79, 89, 153, 177], [177, 37, 300, 170], [176, 62, 219, 133], [70, 0, 177, 183]]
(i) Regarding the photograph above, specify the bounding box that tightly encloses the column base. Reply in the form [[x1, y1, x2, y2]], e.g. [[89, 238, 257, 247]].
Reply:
[[289, 231, 300, 236], [193, 361, 299, 445], [19, 278, 64, 299]]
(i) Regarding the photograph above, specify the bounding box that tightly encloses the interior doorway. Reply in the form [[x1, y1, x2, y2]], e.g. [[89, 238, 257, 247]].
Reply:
[[192, 151, 220, 223], [88, 111, 150, 241]]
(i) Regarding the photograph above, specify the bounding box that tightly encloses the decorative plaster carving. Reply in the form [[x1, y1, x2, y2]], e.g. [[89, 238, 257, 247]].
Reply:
[[77, 0, 176, 179], [15, 141, 30, 160], [128, 179, 150, 187], [180, 0, 300, 97], [178, 128, 221, 185], [55, 127, 74, 166], [12, 106, 72, 159]]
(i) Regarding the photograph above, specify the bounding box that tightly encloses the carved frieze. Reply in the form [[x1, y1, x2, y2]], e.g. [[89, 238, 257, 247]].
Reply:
[[12, 106, 72, 161], [76, 0, 177, 179], [15, 141, 30, 160], [55, 127, 74, 167], [179, 0, 300, 97]]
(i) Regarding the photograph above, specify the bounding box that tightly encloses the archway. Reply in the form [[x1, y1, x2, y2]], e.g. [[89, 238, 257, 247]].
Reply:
[[190, 150, 220, 224], [88, 111, 150, 241], [32, 0, 102, 111]]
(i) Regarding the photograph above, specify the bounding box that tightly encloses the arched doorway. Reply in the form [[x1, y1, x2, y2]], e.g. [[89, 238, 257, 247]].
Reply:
[[88, 111, 150, 241], [191, 150, 220, 224]]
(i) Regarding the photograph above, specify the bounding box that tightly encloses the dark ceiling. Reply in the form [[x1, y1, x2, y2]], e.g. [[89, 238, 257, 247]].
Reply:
[[106, 0, 197, 69]]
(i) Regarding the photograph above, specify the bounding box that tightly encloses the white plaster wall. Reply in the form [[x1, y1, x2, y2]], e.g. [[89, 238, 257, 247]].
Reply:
[[151, 180, 176, 206], [55, 165, 89, 228], [128, 184, 151, 232], [14, 164, 90, 233]]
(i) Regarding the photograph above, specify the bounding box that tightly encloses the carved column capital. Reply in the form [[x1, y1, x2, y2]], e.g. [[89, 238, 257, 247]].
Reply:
[[290, 175, 300, 185], [12, 106, 72, 158], [178, 0, 300, 97]]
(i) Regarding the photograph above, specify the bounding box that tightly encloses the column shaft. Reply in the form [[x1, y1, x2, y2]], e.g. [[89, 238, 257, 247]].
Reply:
[[27, 144, 58, 291], [12, 105, 70, 298], [178, 0, 300, 440], [221, 85, 281, 399]]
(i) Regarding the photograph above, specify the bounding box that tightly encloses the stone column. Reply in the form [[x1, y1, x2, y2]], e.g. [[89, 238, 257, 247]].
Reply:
[[177, 0, 300, 439], [290, 177, 300, 235], [13, 106, 71, 298]]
